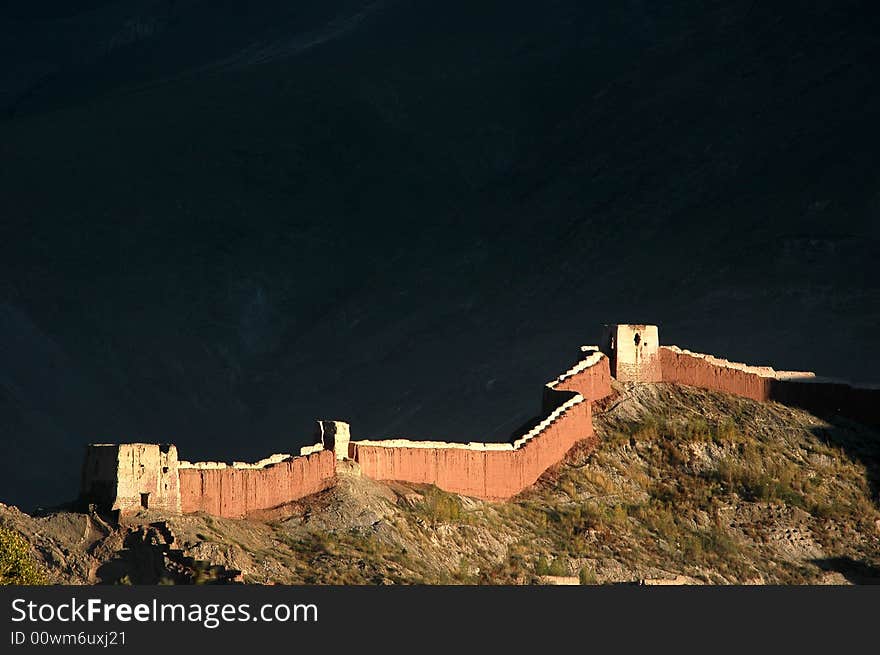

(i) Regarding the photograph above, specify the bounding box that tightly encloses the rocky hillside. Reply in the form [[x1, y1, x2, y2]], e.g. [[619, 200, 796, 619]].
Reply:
[[3, 382, 878, 585], [2, 1, 879, 511]]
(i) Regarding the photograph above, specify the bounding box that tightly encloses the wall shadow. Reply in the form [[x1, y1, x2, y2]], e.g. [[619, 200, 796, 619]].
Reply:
[[811, 557, 880, 585], [806, 416, 880, 505], [769, 378, 880, 432], [95, 524, 241, 585]]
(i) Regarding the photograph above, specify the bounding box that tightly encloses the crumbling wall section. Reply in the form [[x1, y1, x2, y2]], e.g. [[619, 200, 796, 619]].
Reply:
[[81, 443, 181, 514], [315, 420, 350, 460], [177, 450, 336, 518]]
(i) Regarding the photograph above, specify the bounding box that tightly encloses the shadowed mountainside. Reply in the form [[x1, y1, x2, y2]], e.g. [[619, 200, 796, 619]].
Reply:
[[1, 1, 878, 508]]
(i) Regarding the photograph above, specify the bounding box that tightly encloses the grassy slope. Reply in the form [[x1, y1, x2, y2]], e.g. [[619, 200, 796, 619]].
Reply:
[[3, 383, 877, 584], [0, 1, 878, 509]]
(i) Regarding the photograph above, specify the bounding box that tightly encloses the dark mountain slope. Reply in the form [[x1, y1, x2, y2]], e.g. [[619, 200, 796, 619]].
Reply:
[[0, 1, 878, 508]]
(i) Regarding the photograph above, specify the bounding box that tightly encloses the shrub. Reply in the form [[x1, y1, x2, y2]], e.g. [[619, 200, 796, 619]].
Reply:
[[636, 501, 677, 540], [534, 555, 551, 575], [582, 470, 615, 495], [548, 556, 569, 576], [578, 567, 597, 585], [419, 487, 463, 525], [715, 419, 743, 443], [559, 478, 578, 498], [631, 421, 661, 442], [0, 527, 47, 585], [714, 450, 807, 508], [535, 555, 568, 577], [608, 504, 628, 527]]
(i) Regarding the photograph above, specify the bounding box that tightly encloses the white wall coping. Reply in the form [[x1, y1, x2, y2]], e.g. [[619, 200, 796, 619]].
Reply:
[[352, 393, 586, 453], [661, 345, 816, 380], [178, 452, 293, 470], [299, 443, 325, 456], [547, 350, 606, 389]]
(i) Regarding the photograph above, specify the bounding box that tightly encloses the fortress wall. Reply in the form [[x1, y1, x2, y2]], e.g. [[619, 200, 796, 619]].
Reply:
[[659, 346, 773, 402], [79, 328, 879, 518], [350, 394, 593, 501], [82, 443, 181, 515], [178, 450, 336, 518], [511, 397, 593, 495], [351, 446, 490, 498], [547, 351, 612, 407], [660, 346, 880, 427]]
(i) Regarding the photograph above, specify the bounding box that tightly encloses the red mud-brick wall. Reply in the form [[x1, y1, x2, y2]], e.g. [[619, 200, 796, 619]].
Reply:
[[352, 399, 593, 501], [513, 399, 594, 494], [659, 347, 771, 402], [551, 356, 613, 404], [660, 347, 880, 427], [178, 450, 336, 518], [351, 447, 492, 499]]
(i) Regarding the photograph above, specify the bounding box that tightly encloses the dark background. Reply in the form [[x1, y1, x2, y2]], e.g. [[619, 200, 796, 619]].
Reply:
[[1, 0, 878, 510]]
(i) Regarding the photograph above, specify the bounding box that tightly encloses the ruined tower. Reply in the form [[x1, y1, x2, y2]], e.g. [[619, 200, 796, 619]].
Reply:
[[315, 420, 351, 460], [599, 324, 662, 382], [80, 443, 181, 515]]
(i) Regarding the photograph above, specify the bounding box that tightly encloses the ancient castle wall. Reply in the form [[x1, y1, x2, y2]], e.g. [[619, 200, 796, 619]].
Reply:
[[350, 391, 593, 500], [659, 346, 776, 401], [546, 350, 613, 407], [302, 421, 351, 460], [659, 345, 880, 427], [81, 443, 181, 514], [177, 450, 336, 518], [79, 348, 606, 511], [80, 327, 879, 518]]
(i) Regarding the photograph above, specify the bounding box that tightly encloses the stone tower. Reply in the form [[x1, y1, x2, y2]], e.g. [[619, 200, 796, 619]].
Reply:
[[600, 324, 662, 382], [80, 443, 181, 515], [315, 420, 351, 460]]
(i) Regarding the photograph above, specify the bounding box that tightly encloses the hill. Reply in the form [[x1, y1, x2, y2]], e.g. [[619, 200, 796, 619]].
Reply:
[[1, 1, 879, 510], [3, 382, 878, 585]]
